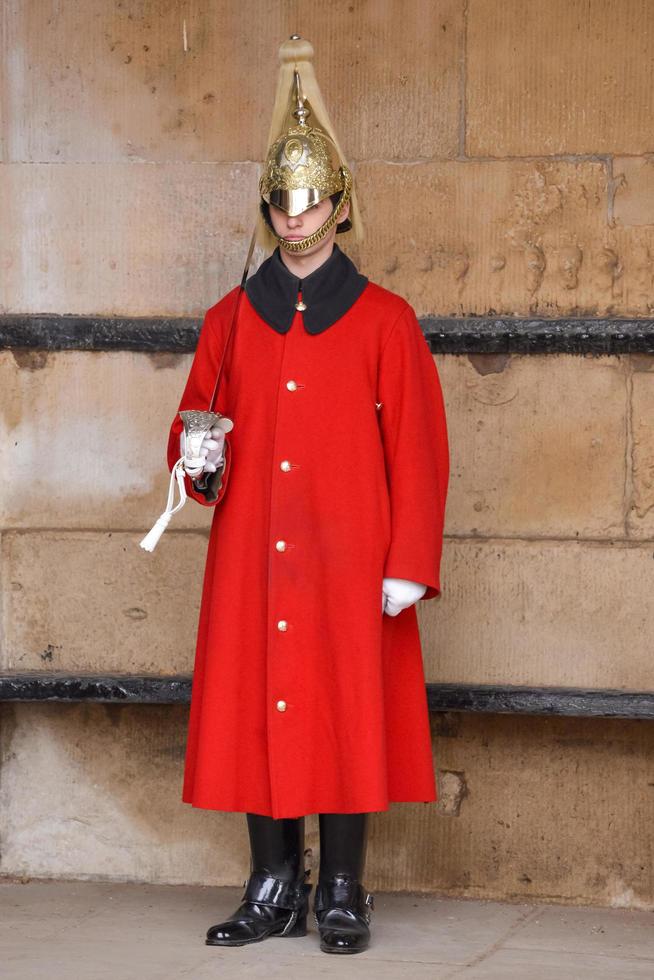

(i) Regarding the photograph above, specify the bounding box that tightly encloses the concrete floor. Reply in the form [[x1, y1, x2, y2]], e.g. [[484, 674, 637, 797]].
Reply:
[[1, 880, 653, 979]]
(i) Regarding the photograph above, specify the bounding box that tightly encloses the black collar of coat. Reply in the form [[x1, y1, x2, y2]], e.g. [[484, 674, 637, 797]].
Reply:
[[244, 243, 368, 335]]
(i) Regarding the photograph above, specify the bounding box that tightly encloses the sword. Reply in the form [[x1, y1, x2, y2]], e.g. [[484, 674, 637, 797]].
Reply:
[[140, 225, 258, 552]]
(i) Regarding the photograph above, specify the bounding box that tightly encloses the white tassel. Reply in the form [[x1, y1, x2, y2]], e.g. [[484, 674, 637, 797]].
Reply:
[[139, 458, 188, 552], [139, 513, 172, 552]]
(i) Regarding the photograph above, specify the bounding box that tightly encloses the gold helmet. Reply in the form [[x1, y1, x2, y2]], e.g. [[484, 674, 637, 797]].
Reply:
[[257, 36, 363, 253]]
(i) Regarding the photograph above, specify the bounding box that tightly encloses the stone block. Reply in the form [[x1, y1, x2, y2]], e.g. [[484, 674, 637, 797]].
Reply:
[[354, 160, 609, 317], [439, 354, 627, 538], [1, 0, 462, 163], [0, 350, 213, 531], [420, 537, 654, 690], [0, 703, 247, 884], [1, 531, 205, 673], [0, 162, 259, 315], [393, 713, 652, 905], [613, 157, 654, 228], [609, 160, 654, 315], [629, 361, 654, 538], [466, 0, 654, 156]]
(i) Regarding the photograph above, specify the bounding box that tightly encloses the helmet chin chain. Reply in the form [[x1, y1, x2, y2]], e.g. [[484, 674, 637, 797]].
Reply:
[[274, 168, 352, 254]]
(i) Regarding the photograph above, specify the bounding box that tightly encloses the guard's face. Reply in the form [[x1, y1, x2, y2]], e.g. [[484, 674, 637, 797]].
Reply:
[[268, 198, 350, 257]]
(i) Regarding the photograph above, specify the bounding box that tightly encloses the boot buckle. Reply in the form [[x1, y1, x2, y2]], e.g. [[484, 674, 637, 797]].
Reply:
[[242, 872, 307, 910]]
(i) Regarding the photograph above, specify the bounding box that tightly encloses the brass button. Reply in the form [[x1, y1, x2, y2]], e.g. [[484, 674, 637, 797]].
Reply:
[[280, 460, 292, 472], [277, 620, 288, 632], [276, 700, 287, 712], [286, 380, 298, 391], [275, 540, 287, 552]]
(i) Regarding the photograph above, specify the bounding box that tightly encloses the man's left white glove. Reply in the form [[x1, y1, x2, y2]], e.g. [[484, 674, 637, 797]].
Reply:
[[180, 428, 225, 480], [382, 577, 427, 615]]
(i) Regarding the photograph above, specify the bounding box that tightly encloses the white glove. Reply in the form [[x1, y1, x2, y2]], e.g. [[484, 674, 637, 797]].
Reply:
[[180, 427, 226, 479], [382, 577, 427, 616]]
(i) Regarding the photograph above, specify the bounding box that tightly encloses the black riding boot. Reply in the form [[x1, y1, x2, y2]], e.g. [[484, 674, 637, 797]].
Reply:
[[206, 813, 311, 946], [314, 812, 374, 954]]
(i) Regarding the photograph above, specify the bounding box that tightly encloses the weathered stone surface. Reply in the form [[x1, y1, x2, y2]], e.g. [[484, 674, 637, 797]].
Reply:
[[395, 713, 653, 905], [0, 703, 247, 885], [4, 156, 653, 320], [439, 354, 627, 539], [0, 350, 214, 531], [0, 350, 629, 538], [1, 531, 204, 674], [0, 162, 259, 315], [629, 362, 654, 538], [1, 705, 651, 908], [354, 160, 611, 318], [1, 0, 462, 164], [420, 538, 654, 690], [613, 157, 654, 228], [610, 160, 654, 316], [466, 0, 654, 157]]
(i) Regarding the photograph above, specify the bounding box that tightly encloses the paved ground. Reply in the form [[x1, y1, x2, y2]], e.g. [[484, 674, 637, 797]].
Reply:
[[1, 879, 652, 979]]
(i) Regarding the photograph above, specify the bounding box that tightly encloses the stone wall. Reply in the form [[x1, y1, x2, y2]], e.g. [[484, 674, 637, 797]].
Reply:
[[1, 1, 653, 907]]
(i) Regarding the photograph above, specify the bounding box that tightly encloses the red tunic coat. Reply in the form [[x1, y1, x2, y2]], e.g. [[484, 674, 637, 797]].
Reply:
[[166, 277, 449, 818]]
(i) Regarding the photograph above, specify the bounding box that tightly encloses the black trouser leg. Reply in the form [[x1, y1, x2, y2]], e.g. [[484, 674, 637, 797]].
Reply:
[[318, 812, 368, 880], [246, 812, 306, 880], [205, 813, 309, 947], [315, 813, 374, 954]]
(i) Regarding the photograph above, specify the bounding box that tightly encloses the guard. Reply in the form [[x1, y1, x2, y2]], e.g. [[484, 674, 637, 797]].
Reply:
[[165, 35, 450, 954]]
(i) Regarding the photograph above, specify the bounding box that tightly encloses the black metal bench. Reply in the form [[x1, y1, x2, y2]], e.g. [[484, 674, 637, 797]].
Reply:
[[3, 313, 654, 355], [1, 673, 652, 719]]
